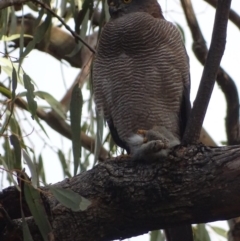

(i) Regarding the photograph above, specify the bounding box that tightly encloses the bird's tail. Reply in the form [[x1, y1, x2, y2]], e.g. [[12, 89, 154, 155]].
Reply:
[[165, 225, 193, 241]]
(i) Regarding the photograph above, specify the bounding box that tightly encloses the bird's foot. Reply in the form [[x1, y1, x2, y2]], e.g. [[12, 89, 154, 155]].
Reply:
[[128, 126, 180, 161], [136, 129, 148, 143]]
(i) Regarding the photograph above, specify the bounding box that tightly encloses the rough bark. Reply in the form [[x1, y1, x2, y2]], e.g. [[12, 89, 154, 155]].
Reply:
[[1, 144, 240, 241]]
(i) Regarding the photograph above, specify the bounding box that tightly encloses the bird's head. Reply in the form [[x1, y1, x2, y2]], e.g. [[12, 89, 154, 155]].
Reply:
[[107, 0, 164, 19]]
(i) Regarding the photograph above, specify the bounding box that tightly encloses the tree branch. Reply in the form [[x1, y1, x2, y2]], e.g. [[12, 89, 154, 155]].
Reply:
[[180, 0, 239, 145], [0, 83, 108, 161], [32, 0, 96, 54], [0, 0, 30, 9], [1, 144, 240, 241], [10, 15, 97, 68], [182, 0, 232, 144], [204, 0, 240, 30]]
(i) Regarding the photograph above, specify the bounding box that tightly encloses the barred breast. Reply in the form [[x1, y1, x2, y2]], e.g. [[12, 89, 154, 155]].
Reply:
[[93, 11, 190, 145]]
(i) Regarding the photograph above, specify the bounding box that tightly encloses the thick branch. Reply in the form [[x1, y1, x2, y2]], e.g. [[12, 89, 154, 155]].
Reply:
[[204, 0, 240, 30], [183, 0, 232, 144], [180, 0, 239, 145], [1, 144, 240, 241]]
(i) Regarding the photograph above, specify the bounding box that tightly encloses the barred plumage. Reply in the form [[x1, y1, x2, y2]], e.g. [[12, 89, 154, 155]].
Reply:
[[93, 12, 190, 149]]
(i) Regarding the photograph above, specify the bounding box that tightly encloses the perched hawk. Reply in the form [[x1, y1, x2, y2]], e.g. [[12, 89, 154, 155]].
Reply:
[[93, 0, 192, 240]]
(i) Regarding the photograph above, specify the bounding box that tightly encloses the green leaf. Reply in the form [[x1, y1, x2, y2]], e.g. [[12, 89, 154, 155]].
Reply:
[[66, 6, 90, 57], [1, 34, 33, 41], [94, 112, 103, 164], [9, 114, 21, 137], [103, 0, 110, 22], [0, 85, 12, 97], [22, 149, 38, 188], [21, 209, 34, 241], [0, 57, 24, 84], [150, 230, 164, 241], [9, 134, 22, 170], [34, 91, 65, 119], [20, 10, 51, 61], [23, 73, 37, 119], [11, 67, 17, 101], [0, 156, 20, 191], [209, 225, 227, 238], [194, 224, 211, 241], [70, 84, 83, 175], [0, 7, 10, 38], [38, 154, 46, 185], [24, 182, 52, 241], [49, 186, 91, 211], [57, 150, 72, 178], [35, 115, 49, 138]]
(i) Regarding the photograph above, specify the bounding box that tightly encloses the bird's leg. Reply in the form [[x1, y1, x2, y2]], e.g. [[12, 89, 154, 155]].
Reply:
[[128, 126, 180, 161]]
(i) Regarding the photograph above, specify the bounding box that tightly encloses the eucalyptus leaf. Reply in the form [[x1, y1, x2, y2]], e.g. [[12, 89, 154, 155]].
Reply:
[[70, 84, 83, 175], [194, 224, 211, 241], [21, 209, 34, 241], [209, 225, 227, 238], [0, 156, 20, 191], [0, 57, 24, 84], [20, 10, 51, 61], [49, 186, 91, 211], [57, 150, 72, 178], [35, 115, 49, 138], [11, 67, 17, 101], [94, 112, 103, 164], [1, 34, 33, 41], [10, 134, 22, 170], [23, 73, 37, 119], [0, 86, 12, 97], [34, 91, 66, 119], [24, 182, 52, 241], [38, 154, 46, 185], [22, 149, 38, 188], [150, 230, 164, 241]]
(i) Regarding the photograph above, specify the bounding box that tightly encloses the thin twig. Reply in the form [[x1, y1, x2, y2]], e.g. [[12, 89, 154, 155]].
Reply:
[[0, 0, 96, 54], [32, 0, 96, 54], [182, 0, 232, 144]]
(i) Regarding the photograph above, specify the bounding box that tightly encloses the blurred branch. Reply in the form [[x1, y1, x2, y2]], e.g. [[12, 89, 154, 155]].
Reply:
[[0, 0, 96, 53], [204, 0, 240, 30], [32, 0, 96, 54], [0, 83, 108, 161], [60, 53, 93, 111], [0, 0, 30, 9], [181, 0, 232, 144], [11, 15, 97, 68]]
